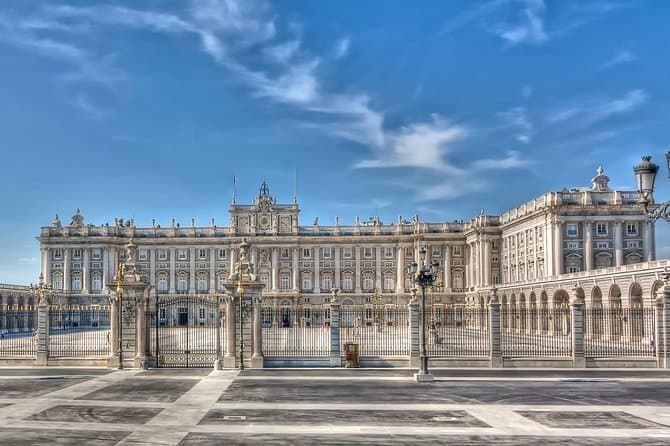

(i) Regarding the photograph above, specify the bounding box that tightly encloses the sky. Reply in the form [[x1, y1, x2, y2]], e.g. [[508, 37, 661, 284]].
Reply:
[[0, 0, 669, 285]]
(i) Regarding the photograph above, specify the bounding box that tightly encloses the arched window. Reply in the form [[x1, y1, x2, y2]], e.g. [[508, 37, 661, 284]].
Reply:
[[197, 276, 208, 292], [383, 274, 394, 291], [322, 273, 332, 292], [71, 274, 82, 292], [157, 276, 168, 293], [91, 275, 102, 292], [177, 277, 188, 292], [362, 273, 374, 291], [52, 274, 63, 291], [342, 273, 353, 291], [301, 273, 312, 291]]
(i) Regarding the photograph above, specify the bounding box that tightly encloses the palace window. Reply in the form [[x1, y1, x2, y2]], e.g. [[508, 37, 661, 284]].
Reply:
[[92, 249, 102, 260], [72, 249, 82, 260], [342, 274, 353, 291], [364, 247, 373, 258], [139, 250, 148, 261], [159, 308, 166, 321], [452, 246, 462, 257], [197, 277, 208, 292], [596, 223, 608, 236], [432, 246, 441, 256], [343, 247, 353, 258], [177, 277, 188, 292], [383, 275, 394, 291], [625, 240, 640, 249], [301, 274, 312, 291], [281, 248, 290, 259], [384, 247, 394, 258], [157, 277, 168, 293], [53, 249, 63, 260], [260, 274, 269, 289], [596, 242, 609, 249], [53, 276, 63, 290], [218, 249, 226, 259], [362, 275, 374, 291], [567, 223, 578, 237], [405, 247, 414, 258], [322, 275, 332, 291], [217, 276, 226, 291], [177, 249, 188, 260], [303, 248, 311, 258], [199, 308, 206, 321], [158, 249, 167, 261], [322, 247, 332, 259], [566, 242, 578, 249], [91, 275, 102, 292], [199, 249, 207, 260], [626, 223, 638, 236], [71, 275, 82, 291], [280, 274, 290, 290]]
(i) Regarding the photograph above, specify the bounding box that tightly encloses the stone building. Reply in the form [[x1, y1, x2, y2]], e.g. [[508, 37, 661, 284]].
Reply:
[[36, 166, 651, 307]]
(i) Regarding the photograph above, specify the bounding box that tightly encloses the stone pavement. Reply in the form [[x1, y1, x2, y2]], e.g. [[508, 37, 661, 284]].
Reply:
[[0, 367, 670, 444]]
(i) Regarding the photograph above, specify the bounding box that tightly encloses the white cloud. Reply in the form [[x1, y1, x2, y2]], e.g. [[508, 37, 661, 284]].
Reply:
[[602, 49, 636, 68], [354, 115, 468, 173], [546, 89, 648, 126], [492, 0, 548, 46], [521, 85, 533, 98], [498, 106, 533, 143], [334, 37, 350, 59], [264, 40, 300, 64], [73, 94, 108, 119], [417, 177, 488, 201], [472, 150, 532, 170]]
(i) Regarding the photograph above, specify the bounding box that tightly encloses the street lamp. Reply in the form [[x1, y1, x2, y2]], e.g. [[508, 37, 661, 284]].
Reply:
[[407, 246, 439, 382], [633, 154, 670, 221]]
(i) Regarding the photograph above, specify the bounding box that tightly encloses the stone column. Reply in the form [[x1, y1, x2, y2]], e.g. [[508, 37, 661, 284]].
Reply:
[[584, 221, 593, 272], [223, 296, 236, 368], [41, 248, 49, 285], [334, 247, 341, 290], [408, 289, 420, 368], [355, 247, 362, 293], [488, 289, 502, 368], [82, 248, 90, 294], [553, 219, 563, 276], [375, 246, 382, 291], [545, 219, 554, 277], [292, 248, 299, 292], [483, 240, 490, 286], [645, 221, 654, 262], [149, 249, 157, 292], [396, 246, 404, 294], [571, 293, 585, 368], [444, 244, 451, 291], [107, 293, 119, 367], [169, 248, 176, 293], [314, 246, 320, 293], [614, 220, 624, 267], [102, 248, 109, 292], [135, 291, 149, 368], [271, 247, 278, 292], [329, 295, 341, 367], [209, 248, 216, 293], [229, 248, 238, 279], [189, 248, 196, 293], [36, 299, 50, 366], [251, 296, 263, 368], [63, 248, 70, 292]]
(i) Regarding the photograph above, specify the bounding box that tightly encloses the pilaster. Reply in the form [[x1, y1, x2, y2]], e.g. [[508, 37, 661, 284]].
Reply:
[[488, 289, 502, 368]]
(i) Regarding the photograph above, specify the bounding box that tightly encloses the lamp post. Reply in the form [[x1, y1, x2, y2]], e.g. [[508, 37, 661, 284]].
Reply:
[[633, 154, 670, 221], [407, 246, 439, 382]]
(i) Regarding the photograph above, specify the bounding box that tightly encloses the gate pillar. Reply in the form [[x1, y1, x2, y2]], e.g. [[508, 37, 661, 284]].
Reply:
[[223, 295, 237, 368], [251, 296, 264, 368]]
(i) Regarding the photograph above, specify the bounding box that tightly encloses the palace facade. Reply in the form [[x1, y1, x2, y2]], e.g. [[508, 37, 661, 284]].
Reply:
[[37, 166, 653, 306]]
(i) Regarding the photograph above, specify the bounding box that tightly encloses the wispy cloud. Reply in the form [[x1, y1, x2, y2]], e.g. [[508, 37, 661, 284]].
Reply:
[[491, 0, 548, 46], [17, 257, 38, 263], [354, 115, 467, 173], [73, 94, 108, 120], [602, 49, 636, 69], [439, 0, 630, 47], [472, 150, 533, 170], [545, 89, 648, 126], [334, 37, 350, 59], [498, 106, 533, 143]]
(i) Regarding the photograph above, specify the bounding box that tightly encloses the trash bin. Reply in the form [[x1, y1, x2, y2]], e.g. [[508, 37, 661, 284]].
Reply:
[[344, 342, 359, 368]]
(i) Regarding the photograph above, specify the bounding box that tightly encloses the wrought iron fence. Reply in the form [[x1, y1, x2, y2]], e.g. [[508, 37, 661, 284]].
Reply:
[[0, 306, 38, 357], [501, 307, 572, 357], [426, 306, 490, 357], [584, 307, 655, 357], [340, 305, 409, 357], [48, 306, 111, 358], [262, 306, 330, 357]]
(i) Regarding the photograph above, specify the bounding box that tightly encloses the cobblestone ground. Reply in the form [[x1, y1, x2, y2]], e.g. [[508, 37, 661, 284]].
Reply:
[[1, 367, 670, 445]]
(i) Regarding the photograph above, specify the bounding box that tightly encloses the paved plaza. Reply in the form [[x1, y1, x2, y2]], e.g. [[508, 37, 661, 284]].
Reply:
[[0, 367, 670, 444]]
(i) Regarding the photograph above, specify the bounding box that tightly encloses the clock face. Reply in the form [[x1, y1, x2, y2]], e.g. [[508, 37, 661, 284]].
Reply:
[[259, 214, 271, 228]]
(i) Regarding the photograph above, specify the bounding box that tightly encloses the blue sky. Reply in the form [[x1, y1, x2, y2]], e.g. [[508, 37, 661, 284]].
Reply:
[[1, 0, 669, 284]]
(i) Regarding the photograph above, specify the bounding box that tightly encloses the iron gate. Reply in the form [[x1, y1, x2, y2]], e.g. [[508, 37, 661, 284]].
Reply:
[[155, 295, 223, 367]]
